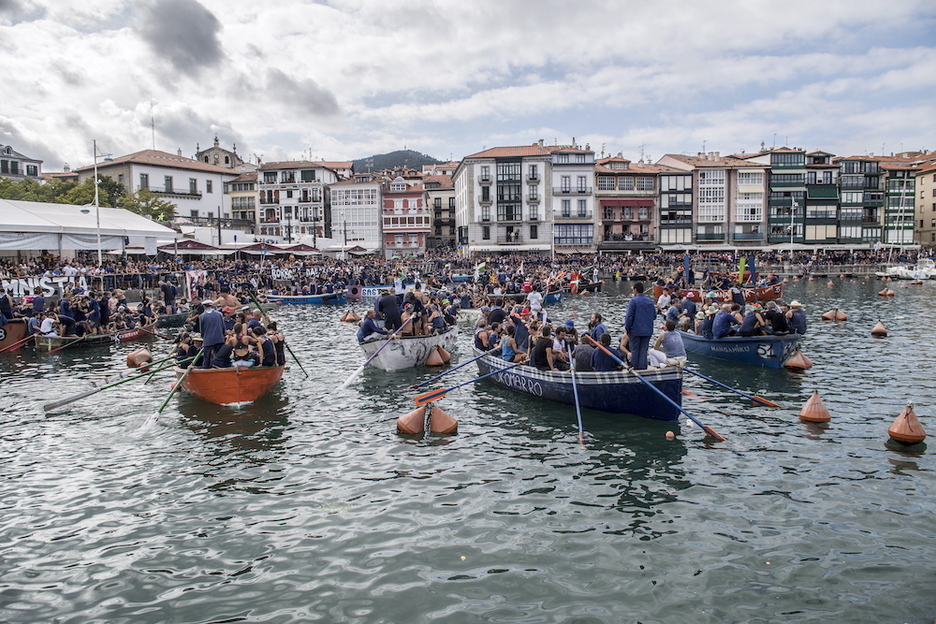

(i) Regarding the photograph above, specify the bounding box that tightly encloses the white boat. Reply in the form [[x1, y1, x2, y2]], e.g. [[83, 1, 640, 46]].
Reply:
[[359, 326, 458, 371], [877, 258, 936, 280]]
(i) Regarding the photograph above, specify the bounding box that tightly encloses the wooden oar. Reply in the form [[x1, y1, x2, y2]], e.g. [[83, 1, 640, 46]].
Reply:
[[248, 290, 309, 378], [150, 349, 203, 422], [0, 333, 34, 353], [43, 357, 190, 412], [46, 334, 88, 355], [339, 316, 413, 390], [137, 325, 173, 340], [583, 335, 725, 442], [683, 368, 782, 408], [567, 345, 586, 447], [406, 349, 494, 390], [413, 362, 523, 407]]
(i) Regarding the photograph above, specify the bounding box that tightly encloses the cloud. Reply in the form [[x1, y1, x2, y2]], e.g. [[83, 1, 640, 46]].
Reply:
[[263, 68, 341, 117], [137, 0, 224, 77]]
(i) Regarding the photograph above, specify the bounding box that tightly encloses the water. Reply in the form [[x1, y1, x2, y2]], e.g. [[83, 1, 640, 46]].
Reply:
[[1, 277, 934, 623]]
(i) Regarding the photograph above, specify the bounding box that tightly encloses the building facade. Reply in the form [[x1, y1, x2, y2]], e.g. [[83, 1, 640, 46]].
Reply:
[[225, 171, 258, 234], [195, 136, 248, 171], [424, 174, 456, 250], [329, 178, 384, 252], [382, 176, 429, 259], [595, 156, 668, 252], [256, 161, 340, 244], [551, 147, 597, 254], [0, 144, 42, 181]]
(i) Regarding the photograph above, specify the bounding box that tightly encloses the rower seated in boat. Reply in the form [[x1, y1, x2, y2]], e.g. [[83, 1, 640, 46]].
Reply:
[[357, 310, 389, 343], [736, 303, 768, 337], [649, 320, 687, 368], [231, 342, 260, 368], [591, 333, 625, 372]]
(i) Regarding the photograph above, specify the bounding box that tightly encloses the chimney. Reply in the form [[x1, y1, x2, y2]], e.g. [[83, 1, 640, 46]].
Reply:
[[538, 139, 544, 148]]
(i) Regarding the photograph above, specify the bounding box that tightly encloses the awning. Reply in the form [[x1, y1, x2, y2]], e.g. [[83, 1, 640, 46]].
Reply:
[[556, 247, 598, 254], [599, 199, 654, 207], [158, 240, 233, 255], [469, 244, 551, 253]]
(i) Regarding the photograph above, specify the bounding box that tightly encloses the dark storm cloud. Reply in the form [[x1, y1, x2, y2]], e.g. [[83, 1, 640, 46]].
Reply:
[[0, 0, 43, 22], [138, 0, 224, 77], [265, 68, 340, 117], [156, 105, 242, 157], [0, 119, 67, 169]]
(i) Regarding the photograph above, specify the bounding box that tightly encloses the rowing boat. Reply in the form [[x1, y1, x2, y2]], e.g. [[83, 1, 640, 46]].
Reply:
[[653, 283, 783, 303], [678, 330, 800, 368], [544, 289, 563, 304], [35, 328, 145, 351], [0, 318, 28, 351], [472, 346, 683, 421], [174, 365, 285, 405], [267, 290, 347, 305], [155, 312, 188, 328], [359, 326, 458, 371]]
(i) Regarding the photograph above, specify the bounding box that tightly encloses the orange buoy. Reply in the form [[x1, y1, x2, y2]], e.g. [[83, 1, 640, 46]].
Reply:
[[887, 401, 926, 445], [581, 290, 591, 296], [821, 308, 847, 321], [348, 312, 361, 322], [436, 345, 452, 364], [870, 320, 888, 337], [827, 281, 834, 287], [910, 279, 923, 285], [396, 404, 458, 434], [799, 391, 831, 422], [878, 288, 895, 296], [784, 351, 813, 370], [126, 348, 153, 368], [425, 347, 445, 366]]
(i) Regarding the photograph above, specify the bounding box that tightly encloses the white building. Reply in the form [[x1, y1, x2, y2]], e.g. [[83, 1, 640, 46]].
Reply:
[[256, 161, 342, 245], [328, 178, 383, 252], [74, 149, 239, 222]]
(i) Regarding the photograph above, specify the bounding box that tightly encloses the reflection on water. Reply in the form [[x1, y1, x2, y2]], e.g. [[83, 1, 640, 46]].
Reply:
[[1, 277, 935, 622]]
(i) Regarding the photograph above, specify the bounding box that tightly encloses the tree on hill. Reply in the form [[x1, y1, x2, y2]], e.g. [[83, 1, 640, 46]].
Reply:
[[353, 149, 442, 173]]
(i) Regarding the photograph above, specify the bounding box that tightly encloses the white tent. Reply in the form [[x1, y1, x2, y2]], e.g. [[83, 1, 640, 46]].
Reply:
[[0, 199, 177, 254]]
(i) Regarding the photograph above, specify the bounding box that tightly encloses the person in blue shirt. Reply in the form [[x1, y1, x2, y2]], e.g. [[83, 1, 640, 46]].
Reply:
[[591, 332, 625, 372], [624, 282, 655, 370], [712, 304, 739, 338], [787, 301, 808, 334], [357, 309, 389, 343], [587, 312, 608, 343], [198, 301, 226, 368]]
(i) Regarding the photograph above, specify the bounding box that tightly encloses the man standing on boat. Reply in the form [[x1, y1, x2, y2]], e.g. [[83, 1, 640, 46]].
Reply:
[[198, 301, 225, 369], [624, 282, 655, 370]]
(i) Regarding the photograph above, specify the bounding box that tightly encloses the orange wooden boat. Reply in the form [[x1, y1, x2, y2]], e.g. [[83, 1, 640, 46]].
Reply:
[[174, 365, 285, 405], [653, 283, 782, 304], [0, 318, 28, 351]]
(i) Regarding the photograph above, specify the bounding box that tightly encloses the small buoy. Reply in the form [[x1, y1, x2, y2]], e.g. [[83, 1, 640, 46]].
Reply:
[[827, 281, 834, 287], [581, 290, 591, 296], [665, 431, 675, 439], [436, 345, 451, 364], [799, 391, 831, 422], [870, 320, 888, 337], [878, 288, 895, 297], [839, 274, 846, 279], [887, 401, 926, 445], [126, 348, 153, 368], [396, 404, 458, 434], [910, 279, 923, 285], [425, 347, 445, 366], [784, 351, 813, 370], [821, 308, 847, 321], [783, 278, 790, 284]]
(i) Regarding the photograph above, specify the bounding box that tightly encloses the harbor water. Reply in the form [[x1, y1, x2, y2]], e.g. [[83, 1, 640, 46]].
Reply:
[[1, 277, 934, 623]]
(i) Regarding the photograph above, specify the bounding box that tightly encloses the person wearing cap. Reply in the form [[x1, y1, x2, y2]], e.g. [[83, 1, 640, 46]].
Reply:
[[562, 319, 578, 342], [198, 300, 225, 369], [787, 301, 807, 335]]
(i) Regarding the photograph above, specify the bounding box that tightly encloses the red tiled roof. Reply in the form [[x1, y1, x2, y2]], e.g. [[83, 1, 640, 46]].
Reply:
[[423, 174, 453, 188], [74, 149, 237, 175]]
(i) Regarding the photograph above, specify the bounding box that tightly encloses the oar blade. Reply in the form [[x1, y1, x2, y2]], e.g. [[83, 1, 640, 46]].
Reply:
[[414, 389, 447, 407], [752, 396, 782, 408]]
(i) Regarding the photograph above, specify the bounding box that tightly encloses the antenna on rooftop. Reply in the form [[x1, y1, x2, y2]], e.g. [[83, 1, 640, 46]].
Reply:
[[150, 100, 156, 150]]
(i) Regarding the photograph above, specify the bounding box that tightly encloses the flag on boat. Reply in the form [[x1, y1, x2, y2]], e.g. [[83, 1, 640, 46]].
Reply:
[[683, 253, 694, 285]]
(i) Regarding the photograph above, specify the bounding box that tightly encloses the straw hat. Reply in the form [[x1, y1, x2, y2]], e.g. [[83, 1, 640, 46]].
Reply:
[[790, 300, 802, 308]]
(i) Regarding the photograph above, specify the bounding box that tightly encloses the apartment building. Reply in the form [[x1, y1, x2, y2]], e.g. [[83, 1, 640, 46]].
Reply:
[[226, 171, 258, 234], [256, 161, 341, 244], [382, 176, 430, 259], [329, 178, 384, 252], [454, 142, 560, 255], [594, 156, 670, 252], [916, 161, 936, 247], [424, 174, 456, 249], [551, 146, 597, 253]]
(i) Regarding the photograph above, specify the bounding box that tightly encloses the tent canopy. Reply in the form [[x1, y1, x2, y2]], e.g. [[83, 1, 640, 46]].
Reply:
[[0, 198, 177, 252]]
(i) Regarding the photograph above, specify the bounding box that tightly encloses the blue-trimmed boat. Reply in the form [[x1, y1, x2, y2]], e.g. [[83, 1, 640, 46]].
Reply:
[[267, 290, 347, 305], [544, 289, 563, 304], [472, 347, 683, 421], [678, 331, 800, 369]]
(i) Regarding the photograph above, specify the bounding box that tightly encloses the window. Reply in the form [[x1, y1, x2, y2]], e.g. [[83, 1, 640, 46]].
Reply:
[[575, 154, 586, 163], [530, 224, 538, 239], [577, 176, 587, 192], [561, 176, 571, 192], [528, 184, 538, 201], [562, 199, 570, 217], [481, 205, 490, 221], [556, 154, 569, 164], [578, 199, 587, 217], [481, 186, 490, 202], [482, 226, 490, 240], [528, 165, 538, 180], [301, 170, 316, 182], [636, 176, 654, 191], [164, 176, 173, 193], [619, 177, 634, 191], [0, 161, 6, 173], [26, 164, 38, 177], [286, 190, 293, 199], [10, 162, 18, 175], [190, 210, 199, 218], [206, 180, 213, 193], [480, 165, 491, 181], [140, 173, 149, 190], [597, 176, 616, 190], [189, 178, 197, 194], [529, 207, 539, 221]]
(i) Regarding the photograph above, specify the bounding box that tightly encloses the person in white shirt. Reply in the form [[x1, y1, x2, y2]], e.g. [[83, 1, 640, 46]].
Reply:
[[526, 289, 543, 318], [39, 311, 59, 337]]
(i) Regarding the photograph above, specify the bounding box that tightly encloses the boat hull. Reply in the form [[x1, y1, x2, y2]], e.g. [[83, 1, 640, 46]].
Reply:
[[267, 291, 347, 305], [0, 318, 28, 351], [679, 331, 800, 368], [35, 328, 144, 351], [473, 347, 682, 421], [175, 365, 285, 405], [359, 327, 458, 371], [654, 283, 783, 303], [544, 289, 563, 304]]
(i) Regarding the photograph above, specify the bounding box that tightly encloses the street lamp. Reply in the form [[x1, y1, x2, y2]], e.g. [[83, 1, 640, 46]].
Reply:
[[91, 140, 111, 266], [790, 197, 797, 255]]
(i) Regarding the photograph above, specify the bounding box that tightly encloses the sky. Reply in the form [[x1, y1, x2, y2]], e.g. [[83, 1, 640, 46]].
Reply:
[[2, 0, 936, 172]]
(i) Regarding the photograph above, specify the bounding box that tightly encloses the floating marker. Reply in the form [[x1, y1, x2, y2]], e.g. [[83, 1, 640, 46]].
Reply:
[[784, 351, 813, 370], [799, 391, 831, 422], [827, 281, 834, 287], [821, 308, 848, 321], [878, 288, 896, 297], [397, 404, 458, 434], [425, 346, 445, 367], [436, 345, 452, 364], [126, 348, 153, 368], [870, 320, 888, 337], [887, 401, 926, 445]]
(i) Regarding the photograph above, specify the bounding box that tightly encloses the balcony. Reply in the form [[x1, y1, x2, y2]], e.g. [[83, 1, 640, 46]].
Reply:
[[259, 218, 280, 224], [553, 186, 593, 195], [696, 232, 726, 241], [529, 215, 540, 222], [479, 175, 491, 184], [497, 195, 522, 203], [527, 173, 539, 181], [732, 232, 765, 240], [555, 212, 593, 221], [526, 194, 540, 203], [497, 234, 524, 244], [479, 195, 492, 205]]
